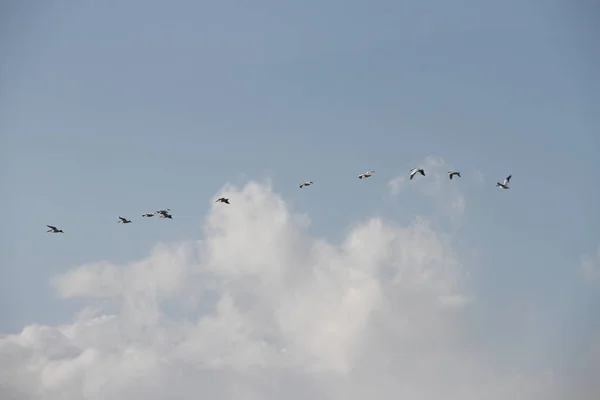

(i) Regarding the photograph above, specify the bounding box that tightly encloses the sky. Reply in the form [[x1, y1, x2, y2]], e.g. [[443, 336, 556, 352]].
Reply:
[[0, 0, 599, 398]]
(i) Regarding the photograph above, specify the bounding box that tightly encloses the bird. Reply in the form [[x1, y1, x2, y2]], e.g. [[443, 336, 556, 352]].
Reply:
[[46, 225, 63, 233], [216, 197, 230, 204], [118, 217, 132, 224], [159, 213, 173, 219], [358, 170, 375, 179], [496, 174, 512, 189], [448, 171, 461, 180], [156, 208, 170, 215], [299, 181, 313, 188], [142, 213, 155, 217], [409, 168, 425, 180]]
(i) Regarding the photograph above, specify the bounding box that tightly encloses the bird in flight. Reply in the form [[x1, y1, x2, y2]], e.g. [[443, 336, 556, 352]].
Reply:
[[118, 217, 132, 224], [215, 197, 230, 204], [409, 168, 425, 180], [47, 225, 63, 233], [448, 171, 461, 180], [142, 212, 155, 217], [299, 181, 313, 188], [358, 170, 375, 179], [496, 174, 512, 189], [156, 209, 171, 218]]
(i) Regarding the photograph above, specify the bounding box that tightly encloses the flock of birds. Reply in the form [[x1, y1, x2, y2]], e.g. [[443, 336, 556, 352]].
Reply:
[[45, 170, 512, 234]]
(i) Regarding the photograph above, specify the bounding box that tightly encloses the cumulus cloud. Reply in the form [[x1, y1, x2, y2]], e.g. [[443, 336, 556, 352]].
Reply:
[[0, 180, 575, 399], [581, 246, 600, 283], [386, 156, 466, 219]]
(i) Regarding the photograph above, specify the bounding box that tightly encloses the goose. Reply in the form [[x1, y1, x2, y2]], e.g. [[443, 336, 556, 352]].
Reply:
[[47, 225, 63, 233], [156, 209, 170, 215], [358, 170, 375, 179], [118, 217, 132, 224], [216, 197, 230, 204], [496, 174, 512, 189], [409, 168, 425, 180], [159, 212, 173, 219], [142, 213, 155, 217], [448, 171, 461, 180], [299, 181, 313, 188]]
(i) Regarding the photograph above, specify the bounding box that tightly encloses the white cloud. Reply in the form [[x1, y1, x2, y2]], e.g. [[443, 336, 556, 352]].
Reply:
[[581, 246, 600, 283], [0, 180, 578, 399], [387, 156, 466, 219], [387, 175, 405, 197]]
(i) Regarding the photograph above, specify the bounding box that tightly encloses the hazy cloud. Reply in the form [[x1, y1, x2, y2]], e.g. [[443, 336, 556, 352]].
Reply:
[[581, 246, 600, 283], [387, 156, 466, 218]]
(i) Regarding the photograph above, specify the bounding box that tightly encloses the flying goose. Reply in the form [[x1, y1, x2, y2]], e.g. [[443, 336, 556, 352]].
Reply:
[[46, 225, 63, 233], [215, 197, 230, 204], [159, 212, 173, 219], [358, 170, 375, 179], [496, 174, 512, 189], [299, 181, 313, 188], [409, 168, 425, 180], [142, 213, 155, 217], [448, 171, 461, 180], [118, 217, 132, 224]]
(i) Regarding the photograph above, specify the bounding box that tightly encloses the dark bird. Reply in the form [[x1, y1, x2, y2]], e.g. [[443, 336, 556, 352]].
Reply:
[[448, 171, 461, 180], [47, 225, 63, 233], [216, 197, 230, 204], [118, 217, 132, 224]]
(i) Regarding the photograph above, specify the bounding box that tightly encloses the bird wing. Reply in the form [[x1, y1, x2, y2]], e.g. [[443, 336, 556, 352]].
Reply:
[[47, 225, 56, 230], [506, 175, 512, 183]]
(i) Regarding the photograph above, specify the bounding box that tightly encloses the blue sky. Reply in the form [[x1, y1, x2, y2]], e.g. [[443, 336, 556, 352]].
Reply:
[[1, 0, 599, 398]]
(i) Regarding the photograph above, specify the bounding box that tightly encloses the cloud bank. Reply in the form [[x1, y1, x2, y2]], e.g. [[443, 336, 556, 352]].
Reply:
[[0, 178, 585, 399]]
